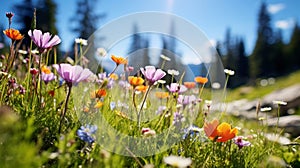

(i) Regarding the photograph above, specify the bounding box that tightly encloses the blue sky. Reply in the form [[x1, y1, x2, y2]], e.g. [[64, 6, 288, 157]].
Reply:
[[1, 0, 300, 61]]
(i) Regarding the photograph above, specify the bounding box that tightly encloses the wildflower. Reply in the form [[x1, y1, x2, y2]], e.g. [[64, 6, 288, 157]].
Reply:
[[272, 100, 287, 106], [91, 89, 107, 98], [204, 119, 238, 142], [261, 107, 272, 112], [48, 90, 55, 97], [183, 82, 196, 89], [41, 72, 56, 84], [155, 92, 169, 99], [115, 111, 128, 118], [77, 124, 98, 144], [6, 12, 14, 19], [3, 29, 23, 41], [75, 38, 88, 46], [204, 119, 219, 140], [110, 102, 116, 110], [183, 125, 206, 141], [28, 29, 61, 53], [140, 66, 166, 85], [173, 112, 185, 126], [126, 66, 134, 72], [224, 69, 235, 76], [163, 155, 192, 168], [18, 50, 28, 55], [167, 69, 179, 76], [41, 65, 51, 74], [97, 47, 107, 57], [111, 55, 127, 65], [157, 80, 166, 84], [135, 85, 148, 92], [128, 76, 144, 87], [109, 73, 118, 80], [160, 54, 171, 61], [177, 95, 197, 105], [30, 68, 39, 76], [234, 136, 251, 149], [94, 101, 103, 108], [167, 83, 187, 93], [141, 128, 156, 137], [194, 76, 208, 84], [53, 64, 93, 86], [155, 105, 167, 115]]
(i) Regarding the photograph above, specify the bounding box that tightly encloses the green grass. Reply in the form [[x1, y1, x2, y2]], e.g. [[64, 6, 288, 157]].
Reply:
[[227, 70, 300, 101]]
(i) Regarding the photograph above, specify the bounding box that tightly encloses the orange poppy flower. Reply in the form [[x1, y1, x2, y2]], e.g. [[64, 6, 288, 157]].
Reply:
[[194, 76, 208, 84], [204, 119, 219, 140], [3, 29, 23, 41], [204, 119, 238, 142], [184, 82, 196, 89], [128, 76, 144, 86], [111, 55, 128, 65], [216, 122, 238, 142], [91, 89, 107, 98], [155, 92, 169, 99], [135, 85, 149, 92]]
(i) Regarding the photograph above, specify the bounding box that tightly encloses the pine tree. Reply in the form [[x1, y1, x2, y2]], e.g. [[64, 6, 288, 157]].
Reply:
[[250, 2, 273, 79], [287, 22, 300, 70], [127, 24, 150, 72], [236, 38, 249, 85], [70, 0, 105, 72], [36, 0, 58, 34]]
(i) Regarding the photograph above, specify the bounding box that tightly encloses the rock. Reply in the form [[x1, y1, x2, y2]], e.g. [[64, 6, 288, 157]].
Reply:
[[264, 133, 291, 145], [262, 84, 300, 115], [266, 115, 300, 137]]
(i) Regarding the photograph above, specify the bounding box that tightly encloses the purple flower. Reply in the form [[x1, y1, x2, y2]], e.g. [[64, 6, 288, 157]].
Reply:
[[234, 136, 251, 149], [156, 105, 167, 115], [177, 95, 197, 105], [53, 64, 93, 86], [140, 66, 166, 85], [167, 83, 187, 93], [77, 124, 98, 144], [28, 29, 61, 53], [41, 72, 56, 84], [97, 72, 114, 88], [173, 112, 185, 127]]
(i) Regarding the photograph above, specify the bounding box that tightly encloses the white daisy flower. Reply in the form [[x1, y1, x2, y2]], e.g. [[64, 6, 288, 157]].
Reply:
[[163, 155, 192, 168]]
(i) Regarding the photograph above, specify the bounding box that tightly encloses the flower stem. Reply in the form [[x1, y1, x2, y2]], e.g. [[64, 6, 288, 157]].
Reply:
[[137, 85, 152, 129], [58, 85, 72, 134]]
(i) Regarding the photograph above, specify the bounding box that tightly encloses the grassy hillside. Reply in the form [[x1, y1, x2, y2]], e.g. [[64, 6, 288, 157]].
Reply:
[[226, 70, 300, 101]]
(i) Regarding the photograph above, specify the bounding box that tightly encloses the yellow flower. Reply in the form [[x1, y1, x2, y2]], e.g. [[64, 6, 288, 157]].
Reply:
[[94, 101, 103, 108], [128, 76, 144, 86], [109, 73, 118, 80], [155, 92, 169, 99], [3, 29, 23, 41], [135, 85, 149, 92], [41, 65, 51, 74]]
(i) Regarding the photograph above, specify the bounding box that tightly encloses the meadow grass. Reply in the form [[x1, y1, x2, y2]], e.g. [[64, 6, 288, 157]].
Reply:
[[1, 13, 300, 168]]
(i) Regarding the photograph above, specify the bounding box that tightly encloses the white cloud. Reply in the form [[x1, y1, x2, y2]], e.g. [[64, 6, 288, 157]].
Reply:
[[267, 3, 285, 14], [275, 19, 294, 29]]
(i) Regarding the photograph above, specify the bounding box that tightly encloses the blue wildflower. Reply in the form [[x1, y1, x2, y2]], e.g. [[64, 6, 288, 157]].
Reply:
[[77, 124, 98, 144], [110, 102, 116, 110]]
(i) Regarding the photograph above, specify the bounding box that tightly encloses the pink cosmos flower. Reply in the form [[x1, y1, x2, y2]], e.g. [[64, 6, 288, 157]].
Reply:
[[41, 72, 56, 84], [28, 29, 61, 53], [167, 83, 187, 93], [140, 66, 166, 85], [53, 64, 93, 86]]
